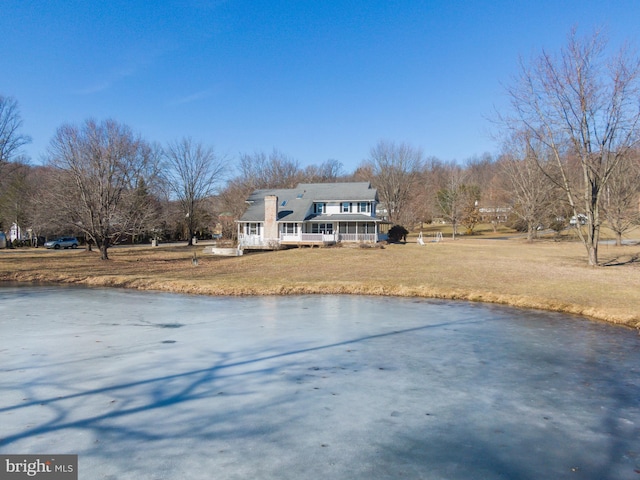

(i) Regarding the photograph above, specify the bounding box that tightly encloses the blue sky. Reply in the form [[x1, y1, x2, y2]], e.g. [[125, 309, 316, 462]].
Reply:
[[2, 0, 639, 172]]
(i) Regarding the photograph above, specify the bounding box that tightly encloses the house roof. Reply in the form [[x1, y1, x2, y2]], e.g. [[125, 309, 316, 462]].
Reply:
[[239, 182, 380, 223], [305, 213, 384, 223]]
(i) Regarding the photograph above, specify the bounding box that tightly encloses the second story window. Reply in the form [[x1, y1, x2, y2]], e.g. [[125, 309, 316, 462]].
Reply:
[[358, 202, 371, 213], [342, 202, 351, 213], [314, 203, 326, 214]]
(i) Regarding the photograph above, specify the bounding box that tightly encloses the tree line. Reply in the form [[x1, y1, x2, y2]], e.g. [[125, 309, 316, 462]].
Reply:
[[1, 29, 639, 265]]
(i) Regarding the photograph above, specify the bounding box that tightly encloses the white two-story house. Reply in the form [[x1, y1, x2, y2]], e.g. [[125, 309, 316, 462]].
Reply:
[[237, 182, 389, 249]]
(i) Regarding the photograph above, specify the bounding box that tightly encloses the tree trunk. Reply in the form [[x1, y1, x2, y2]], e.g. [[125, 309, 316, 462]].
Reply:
[[584, 216, 599, 266], [616, 232, 623, 247], [100, 243, 109, 260], [587, 244, 598, 267], [526, 219, 537, 243]]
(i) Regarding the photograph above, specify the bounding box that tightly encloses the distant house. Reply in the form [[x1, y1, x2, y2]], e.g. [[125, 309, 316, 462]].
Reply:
[[237, 182, 389, 250], [9, 222, 22, 242], [478, 206, 512, 224]]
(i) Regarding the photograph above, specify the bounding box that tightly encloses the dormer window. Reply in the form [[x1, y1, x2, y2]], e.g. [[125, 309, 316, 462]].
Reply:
[[313, 203, 326, 214]]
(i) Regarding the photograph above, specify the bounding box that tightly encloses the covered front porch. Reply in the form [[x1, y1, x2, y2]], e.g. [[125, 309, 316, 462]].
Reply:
[[280, 218, 386, 246], [237, 220, 388, 250]]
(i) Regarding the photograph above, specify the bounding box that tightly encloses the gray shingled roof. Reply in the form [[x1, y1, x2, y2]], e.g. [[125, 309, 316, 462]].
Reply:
[[239, 182, 380, 223], [306, 213, 382, 223]]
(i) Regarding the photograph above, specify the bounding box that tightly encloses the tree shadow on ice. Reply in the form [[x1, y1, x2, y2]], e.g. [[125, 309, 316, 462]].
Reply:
[[5, 314, 636, 479], [0, 320, 471, 453]]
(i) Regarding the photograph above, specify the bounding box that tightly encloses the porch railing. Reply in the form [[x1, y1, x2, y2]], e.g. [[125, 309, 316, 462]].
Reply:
[[241, 232, 382, 247], [281, 233, 337, 243], [238, 234, 263, 247], [337, 233, 377, 243]]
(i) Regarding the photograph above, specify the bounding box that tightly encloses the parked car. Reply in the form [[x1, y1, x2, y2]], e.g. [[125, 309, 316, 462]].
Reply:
[[45, 237, 79, 249], [569, 214, 587, 226]]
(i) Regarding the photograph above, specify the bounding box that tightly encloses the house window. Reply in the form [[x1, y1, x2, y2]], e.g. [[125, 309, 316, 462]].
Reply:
[[247, 223, 260, 235], [313, 203, 326, 214], [339, 223, 356, 234], [283, 223, 295, 234], [342, 202, 351, 213], [311, 223, 333, 234], [358, 202, 370, 213]]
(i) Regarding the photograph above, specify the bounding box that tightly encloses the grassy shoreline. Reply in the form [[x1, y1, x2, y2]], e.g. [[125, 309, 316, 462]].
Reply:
[[1, 237, 640, 329]]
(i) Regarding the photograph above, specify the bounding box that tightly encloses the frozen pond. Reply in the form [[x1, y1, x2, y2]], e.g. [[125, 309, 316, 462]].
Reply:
[[1, 285, 639, 479]]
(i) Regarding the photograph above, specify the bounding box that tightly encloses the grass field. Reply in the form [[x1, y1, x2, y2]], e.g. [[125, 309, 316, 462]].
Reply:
[[1, 231, 640, 329]]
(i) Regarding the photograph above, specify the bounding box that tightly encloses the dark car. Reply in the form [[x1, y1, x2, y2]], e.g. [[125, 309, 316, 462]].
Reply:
[[44, 237, 79, 249]]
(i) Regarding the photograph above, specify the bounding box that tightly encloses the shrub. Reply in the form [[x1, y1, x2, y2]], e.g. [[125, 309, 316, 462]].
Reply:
[[388, 225, 409, 243]]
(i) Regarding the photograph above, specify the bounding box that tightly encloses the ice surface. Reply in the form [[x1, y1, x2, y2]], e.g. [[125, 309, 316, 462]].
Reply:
[[1, 285, 639, 479]]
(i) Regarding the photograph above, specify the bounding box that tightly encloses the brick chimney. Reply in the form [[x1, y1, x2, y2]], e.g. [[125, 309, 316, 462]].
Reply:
[[264, 195, 278, 242]]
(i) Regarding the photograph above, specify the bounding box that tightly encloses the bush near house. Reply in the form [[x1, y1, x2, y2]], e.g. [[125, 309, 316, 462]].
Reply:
[[388, 225, 409, 243]]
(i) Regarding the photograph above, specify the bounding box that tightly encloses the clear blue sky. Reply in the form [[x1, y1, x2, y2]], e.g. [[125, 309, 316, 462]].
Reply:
[[2, 0, 639, 172]]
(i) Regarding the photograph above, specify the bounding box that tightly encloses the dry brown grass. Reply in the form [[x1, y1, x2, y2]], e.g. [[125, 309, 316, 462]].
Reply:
[[1, 238, 640, 329]]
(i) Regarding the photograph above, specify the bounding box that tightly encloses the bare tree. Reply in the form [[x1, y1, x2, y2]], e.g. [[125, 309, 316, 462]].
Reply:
[[0, 95, 31, 164], [435, 162, 466, 239], [216, 179, 250, 240], [498, 132, 559, 241], [417, 157, 448, 225], [0, 160, 31, 236], [603, 149, 640, 245], [302, 159, 344, 183], [237, 149, 302, 189], [409, 161, 437, 227], [464, 154, 505, 232], [366, 140, 423, 226], [465, 153, 497, 189], [0, 96, 31, 233], [504, 28, 640, 265], [0, 162, 63, 245], [162, 137, 226, 246], [458, 184, 482, 235], [47, 119, 158, 260], [23, 165, 59, 243]]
